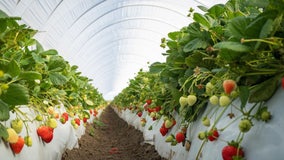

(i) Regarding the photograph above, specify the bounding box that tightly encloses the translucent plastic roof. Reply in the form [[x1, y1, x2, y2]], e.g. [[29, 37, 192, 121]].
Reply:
[[0, 0, 227, 100]]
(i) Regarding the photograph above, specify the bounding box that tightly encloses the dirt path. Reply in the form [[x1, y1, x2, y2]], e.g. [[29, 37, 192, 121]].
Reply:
[[61, 106, 166, 160]]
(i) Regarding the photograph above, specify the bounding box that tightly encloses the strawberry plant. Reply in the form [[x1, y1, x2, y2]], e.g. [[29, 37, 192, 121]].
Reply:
[[112, 0, 284, 158], [0, 10, 106, 154]]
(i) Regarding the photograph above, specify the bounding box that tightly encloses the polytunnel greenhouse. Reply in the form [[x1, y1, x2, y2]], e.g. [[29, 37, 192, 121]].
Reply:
[[0, 0, 283, 160]]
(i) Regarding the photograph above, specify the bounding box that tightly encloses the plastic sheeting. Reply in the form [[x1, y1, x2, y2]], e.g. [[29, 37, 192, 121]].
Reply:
[[0, 106, 102, 160], [0, 0, 227, 100], [115, 87, 284, 160]]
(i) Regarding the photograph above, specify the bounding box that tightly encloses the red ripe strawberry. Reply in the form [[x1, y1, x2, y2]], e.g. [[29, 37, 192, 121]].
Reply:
[[160, 127, 168, 136], [137, 111, 142, 117], [155, 106, 162, 112], [222, 145, 244, 160], [175, 132, 185, 143], [10, 136, 25, 154], [89, 109, 93, 114], [147, 108, 154, 113], [93, 110, 98, 117], [74, 118, 81, 126], [60, 112, 69, 124], [62, 112, 69, 121], [208, 129, 219, 141], [83, 117, 88, 123], [223, 80, 237, 94], [37, 126, 54, 143], [282, 77, 284, 89], [146, 99, 152, 105]]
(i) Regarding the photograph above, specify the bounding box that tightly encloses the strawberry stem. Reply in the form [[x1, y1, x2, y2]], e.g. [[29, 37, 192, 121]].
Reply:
[[211, 104, 230, 129], [195, 140, 206, 160], [219, 115, 242, 131]]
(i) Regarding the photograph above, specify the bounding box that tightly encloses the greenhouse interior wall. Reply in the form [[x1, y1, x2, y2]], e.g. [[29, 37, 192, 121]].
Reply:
[[0, 0, 284, 160]]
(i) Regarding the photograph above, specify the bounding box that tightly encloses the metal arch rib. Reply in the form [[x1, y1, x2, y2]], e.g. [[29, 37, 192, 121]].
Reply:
[[73, 17, 178, 55], [68, 3, 188, 42]]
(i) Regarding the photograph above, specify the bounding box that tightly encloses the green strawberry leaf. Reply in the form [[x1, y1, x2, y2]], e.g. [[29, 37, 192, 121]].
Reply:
[[183, 38, 208, 52], [35, 40, 44, 53], [32, 52, 45, 63], [214, 42, 252, 61], [0, 10, 9, 18], [49, 72, 68, 85], [226, 17, 250, 40], [207, 4, 225, 19], [214, 42, 252, 53], [48, 56, 66, 71], [168, 31, 181, 40], [149, 62, 166, 73], [0, 19, 7, 33], [39, 49, 58, 56], [193, 13, 211, 29], [197, 5, 208, 12], [249, 76, 279, 103], [0, 99, 9, 121], [0, 123, 8, 139], [0, 84, 29, 105], [8, 59, 21, 77], [19, 71, 42, 80]]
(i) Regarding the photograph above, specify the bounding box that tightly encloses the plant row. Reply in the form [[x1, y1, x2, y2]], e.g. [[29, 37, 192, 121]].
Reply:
[[0, 10, 106, 154], [112, 0, 284, 159]]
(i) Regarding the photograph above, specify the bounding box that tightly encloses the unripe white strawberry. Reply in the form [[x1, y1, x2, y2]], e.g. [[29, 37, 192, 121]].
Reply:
[[150, 112, 156, 118], [6, 128, 19, 143], [47, 118, 57, 129], [187, 95, 197, 106], [209, 95, 219, 105], [219, 95, 231, 107], [239, 119, 252, 133], [202, 117, 210, 127], [198, 131, 206, 140], [165, 119, 173, 128], [179, 96, 188, 108], [165, 134, 174, 142], [206, 82, 214, 94]]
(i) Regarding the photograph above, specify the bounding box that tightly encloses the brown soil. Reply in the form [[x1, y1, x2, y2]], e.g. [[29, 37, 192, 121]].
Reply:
[[61, 106, 167, 160]]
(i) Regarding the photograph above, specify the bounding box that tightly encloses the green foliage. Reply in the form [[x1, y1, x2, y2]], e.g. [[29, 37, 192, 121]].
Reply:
[[0, 84, 29, 105], [0, 10, 106, 123], [112, 0, 284, 124]]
